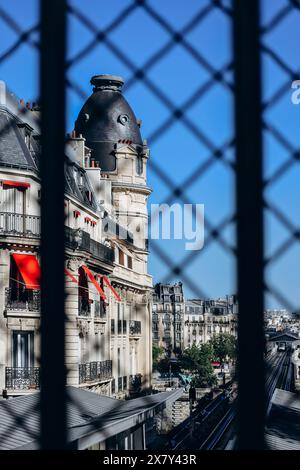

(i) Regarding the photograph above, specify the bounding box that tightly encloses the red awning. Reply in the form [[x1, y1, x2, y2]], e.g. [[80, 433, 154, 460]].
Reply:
[[12, 254, 40, 289], [3, 181, 30, 188], [211, 361, 221, 367], [82, 265, 106, 301], [98, 275, 121, 302], [64, 268, 78, 284]]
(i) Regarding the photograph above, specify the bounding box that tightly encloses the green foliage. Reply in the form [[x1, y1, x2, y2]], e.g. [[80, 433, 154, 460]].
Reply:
[[156, 358, 169, 373], [152, 345, 164, 370], [180, 343, 216, 387], [210, 333, 237, 364]]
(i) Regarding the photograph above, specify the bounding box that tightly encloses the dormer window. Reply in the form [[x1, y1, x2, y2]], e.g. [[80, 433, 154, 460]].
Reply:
[[17, 122, 33, 149]]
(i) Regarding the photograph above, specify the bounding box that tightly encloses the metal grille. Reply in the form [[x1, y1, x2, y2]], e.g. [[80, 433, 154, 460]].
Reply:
[[0, 0, 299, 451]]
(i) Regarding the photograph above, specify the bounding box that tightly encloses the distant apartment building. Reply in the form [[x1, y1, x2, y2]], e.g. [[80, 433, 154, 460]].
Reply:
[[152, 284, 238, 354], [184, 296, 238, 349], [152, 283, 184, 354]]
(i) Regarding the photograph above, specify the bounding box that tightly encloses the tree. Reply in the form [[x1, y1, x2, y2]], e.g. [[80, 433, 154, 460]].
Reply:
[[210, 333, 237, 364], [152, 345, 164, 370], [180, 343, 217, 387]]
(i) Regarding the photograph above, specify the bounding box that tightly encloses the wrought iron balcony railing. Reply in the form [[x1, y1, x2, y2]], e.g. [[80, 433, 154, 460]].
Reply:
[[5, 367, 40, 391], [65, 226, 114, 264], [129, 320, 141, 336], [0, 212, 41, 238], [5, 287, 40, 312], [78, 359, 112, 384]]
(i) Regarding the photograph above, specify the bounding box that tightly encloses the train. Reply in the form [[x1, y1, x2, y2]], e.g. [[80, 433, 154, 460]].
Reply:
[[277, 342, 286, 352]]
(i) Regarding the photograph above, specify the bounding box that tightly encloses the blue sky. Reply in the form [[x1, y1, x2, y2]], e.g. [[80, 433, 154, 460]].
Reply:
[[0, 0, 300, 310]]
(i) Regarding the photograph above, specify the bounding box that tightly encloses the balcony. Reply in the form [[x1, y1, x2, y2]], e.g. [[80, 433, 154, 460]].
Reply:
[[5, 367, 40, 391], [78, 360, 112, 384], [129, 320, 141, 337], [0, 212, 41, 239], [5, 287, 40, 312], [65, 226, 114, 264]]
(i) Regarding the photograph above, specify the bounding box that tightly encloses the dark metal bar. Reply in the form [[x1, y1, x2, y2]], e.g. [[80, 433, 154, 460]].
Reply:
[[40, 0, 67, 449], [233, 1, 266, 449]]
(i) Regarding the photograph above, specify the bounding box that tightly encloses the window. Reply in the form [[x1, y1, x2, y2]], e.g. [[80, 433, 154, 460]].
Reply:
[[119, 248, 124, 266], [117, 348, 121, 378], [136, 155, 143, 175], [127, 256, 132, 270], [13, 331, 34, 368], [78, 266, 90, 316], [114, 245, 119, 264], [111, 319, 115, 335], [9, 256, 32, 304], [1, 184, 26, 215]]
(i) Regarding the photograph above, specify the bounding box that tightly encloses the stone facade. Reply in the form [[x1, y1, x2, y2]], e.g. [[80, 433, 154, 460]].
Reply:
[[152, 283, 184, 355], [152, 282, 238, 355], [184, 296, 238, 348], [0, 76, 152, 398]]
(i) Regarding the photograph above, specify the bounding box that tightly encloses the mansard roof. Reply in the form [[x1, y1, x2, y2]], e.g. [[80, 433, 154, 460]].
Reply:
[[0, 106, 98, 212], [0, 108, 37, 170], [75, 75, 143, 172]]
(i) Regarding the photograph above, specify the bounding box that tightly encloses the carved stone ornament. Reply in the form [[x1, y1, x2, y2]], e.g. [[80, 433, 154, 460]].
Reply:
[[66, 258, 81, 273], [77, 319, 90, 335], [95, 324, 105, 335]]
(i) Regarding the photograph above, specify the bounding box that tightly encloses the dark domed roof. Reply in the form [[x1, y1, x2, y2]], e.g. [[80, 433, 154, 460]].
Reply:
[[75, 75, 142, 171]]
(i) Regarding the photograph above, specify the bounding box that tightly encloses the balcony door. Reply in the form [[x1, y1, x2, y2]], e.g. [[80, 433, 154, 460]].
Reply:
[[1, 186, 26, 233], [13, 331, 34, 368], [2, 186, 25, 214]]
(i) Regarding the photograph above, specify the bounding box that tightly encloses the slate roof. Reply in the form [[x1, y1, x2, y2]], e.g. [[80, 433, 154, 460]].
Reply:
[[265, 388, 300, 450], [0, 105, 98, 212], [269, 332, 299, 342], [0, 386, 183, 450], [0, 108, 37, 170]]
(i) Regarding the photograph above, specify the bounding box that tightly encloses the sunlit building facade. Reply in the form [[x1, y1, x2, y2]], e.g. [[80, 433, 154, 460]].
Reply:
[[0, 76, 152, 398]]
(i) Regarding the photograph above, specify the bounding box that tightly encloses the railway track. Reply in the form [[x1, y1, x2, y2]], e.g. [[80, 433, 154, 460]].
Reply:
[[167, 389, 230, 450], [201, 351, 291, 450]]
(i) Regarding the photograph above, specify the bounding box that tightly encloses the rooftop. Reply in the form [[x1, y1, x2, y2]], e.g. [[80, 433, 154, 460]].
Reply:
[[265, 388, 300, 450], [0, 386, 182, 450]]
